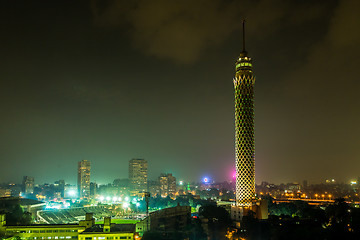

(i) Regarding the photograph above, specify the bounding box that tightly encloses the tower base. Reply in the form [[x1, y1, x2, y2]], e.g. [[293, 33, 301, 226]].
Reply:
[[231, 199, 268, 222]]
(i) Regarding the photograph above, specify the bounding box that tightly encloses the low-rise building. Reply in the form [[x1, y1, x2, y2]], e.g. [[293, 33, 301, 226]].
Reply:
[[79, 217, 136, 240], [0, 214, 137, 240]]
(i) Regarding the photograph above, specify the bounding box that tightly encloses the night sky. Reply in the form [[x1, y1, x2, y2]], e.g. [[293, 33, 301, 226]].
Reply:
[[1, 0, 360, 185]]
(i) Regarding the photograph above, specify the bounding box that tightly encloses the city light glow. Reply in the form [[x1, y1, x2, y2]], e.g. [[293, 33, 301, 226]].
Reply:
[[68, 190, 76, 196]]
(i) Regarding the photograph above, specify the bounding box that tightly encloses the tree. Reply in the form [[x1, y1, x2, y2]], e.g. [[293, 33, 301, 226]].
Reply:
[[199, 205, 232, 240], [326, 198, 350, 229], [142, 231, 166, 240]]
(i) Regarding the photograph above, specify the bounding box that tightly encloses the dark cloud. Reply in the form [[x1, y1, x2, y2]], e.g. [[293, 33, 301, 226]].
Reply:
[[261, 0, 360, 183], [90, 0, 329, 64], [91, 0, 242, 63]]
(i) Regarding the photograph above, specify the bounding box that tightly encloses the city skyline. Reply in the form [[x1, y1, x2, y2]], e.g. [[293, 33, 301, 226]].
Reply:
[[1, 0, 360, 184]]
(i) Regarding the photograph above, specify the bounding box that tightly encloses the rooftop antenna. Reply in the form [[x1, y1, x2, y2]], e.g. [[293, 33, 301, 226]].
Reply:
[[242, 19, 246, 52]]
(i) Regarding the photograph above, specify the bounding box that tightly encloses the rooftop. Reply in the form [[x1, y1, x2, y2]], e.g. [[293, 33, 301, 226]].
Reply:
[[81, 224, 135, 234]]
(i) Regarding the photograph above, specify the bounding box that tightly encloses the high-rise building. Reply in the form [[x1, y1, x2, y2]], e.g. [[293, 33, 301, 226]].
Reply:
[[22, 176, 34, 195], [129, 158, 148, 196], [159, 173, 176, 198], [234, 21, 255, 207], [78, 160, 91, 199]]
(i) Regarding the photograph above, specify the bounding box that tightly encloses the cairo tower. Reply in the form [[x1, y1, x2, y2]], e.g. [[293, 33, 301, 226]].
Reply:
[[234, 22, 255, 207], [231, 21, 267, 221]]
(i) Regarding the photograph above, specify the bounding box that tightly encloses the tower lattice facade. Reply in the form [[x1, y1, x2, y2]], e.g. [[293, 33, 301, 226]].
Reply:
[[233, 37, 255, 207]]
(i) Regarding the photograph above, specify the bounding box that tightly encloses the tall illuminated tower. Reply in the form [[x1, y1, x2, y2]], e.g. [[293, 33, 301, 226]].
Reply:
[[78, 159, 91, 199], [234, 21, 255, 207]]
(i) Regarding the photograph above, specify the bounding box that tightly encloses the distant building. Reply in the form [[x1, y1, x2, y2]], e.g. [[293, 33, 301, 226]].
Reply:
[[54, 180, 65, 198], [113, 178, 129, 188], [302, 180, 308, 188], [148, 180, 160, 197], [159, 173, 176, 198], [112, 179, 130, 196], [90, 182, 97, 197], [22, 176, 34, 195], [286, 183, 301, 193], [0, 189, 11, 198], [78, 160, 91, 199], [129, 159, 148, 196]]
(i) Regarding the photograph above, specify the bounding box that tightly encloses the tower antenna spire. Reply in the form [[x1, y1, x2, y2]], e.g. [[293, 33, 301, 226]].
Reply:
[[242, 19, 246, 52]]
